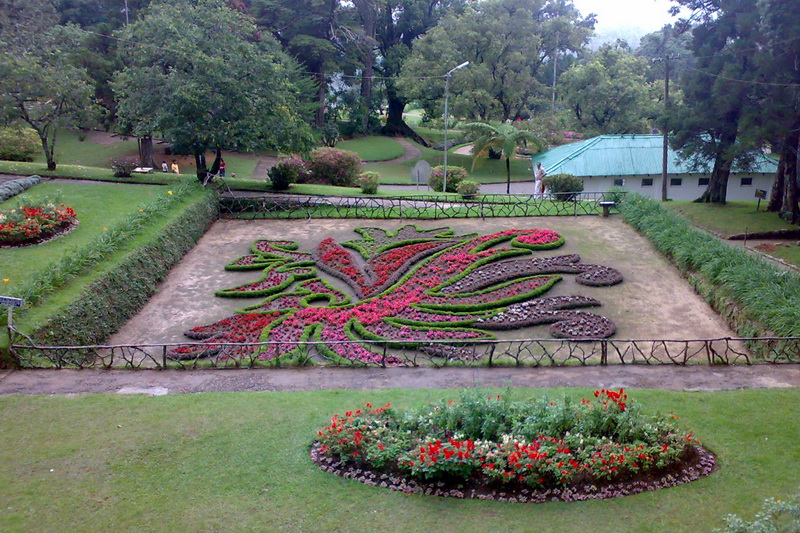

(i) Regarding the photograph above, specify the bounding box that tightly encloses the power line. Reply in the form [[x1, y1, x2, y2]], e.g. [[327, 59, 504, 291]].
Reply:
[[685, 65, 800, 87]]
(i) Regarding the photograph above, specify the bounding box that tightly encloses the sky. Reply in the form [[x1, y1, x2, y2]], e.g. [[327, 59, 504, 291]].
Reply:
[[571, 0, 682, 32]]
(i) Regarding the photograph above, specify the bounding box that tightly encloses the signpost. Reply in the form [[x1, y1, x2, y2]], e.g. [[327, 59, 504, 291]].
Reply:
[[411, 160, 431, 191], [755, 189, 767, 212], [2, 296, 23, 341]]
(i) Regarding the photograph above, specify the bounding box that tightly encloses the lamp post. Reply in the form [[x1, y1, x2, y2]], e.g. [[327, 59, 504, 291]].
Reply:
[[443, 61, 469, 193]]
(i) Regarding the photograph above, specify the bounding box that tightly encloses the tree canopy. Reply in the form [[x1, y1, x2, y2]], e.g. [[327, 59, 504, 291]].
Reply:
[[113, 0, 314, 180]]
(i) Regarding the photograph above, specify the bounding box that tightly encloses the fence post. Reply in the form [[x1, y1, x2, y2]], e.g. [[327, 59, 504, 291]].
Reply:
[[488, 344, 495, 367], [162, 345, 167, 370], [600, 340, 608, 365], [382, 342, 387, 368]]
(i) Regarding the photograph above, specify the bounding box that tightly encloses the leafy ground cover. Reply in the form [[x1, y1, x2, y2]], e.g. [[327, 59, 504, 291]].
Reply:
[[336, 136, 406, 161], [664, 201, 797, 237], [0, 388, 798, 532], [755, 242, 800, 268]]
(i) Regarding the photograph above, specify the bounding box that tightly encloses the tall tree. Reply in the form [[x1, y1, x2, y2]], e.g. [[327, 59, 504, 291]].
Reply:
[[465, 121, 544, 193], [0, 0, 100, 170], [113, 0, 314, 182], [400, 0, 594, 123], [669, 0, 760, 204], [560, 43, 657, 135]]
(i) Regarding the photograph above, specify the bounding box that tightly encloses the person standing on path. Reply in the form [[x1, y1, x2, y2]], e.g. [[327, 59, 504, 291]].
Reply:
[[219, 158, 226, 177], [534, 162, 546, 198]]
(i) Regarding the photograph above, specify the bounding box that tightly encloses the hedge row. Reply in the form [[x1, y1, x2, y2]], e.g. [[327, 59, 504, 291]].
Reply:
[[0, 175, 41, 202], [12, 182, 203, 308], [27, 190, 219, 347], [619, 194, 800, 338]]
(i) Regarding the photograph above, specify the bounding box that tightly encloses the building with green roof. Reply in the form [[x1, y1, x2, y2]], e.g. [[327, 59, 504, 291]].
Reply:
[[531, 135, 777, 201]]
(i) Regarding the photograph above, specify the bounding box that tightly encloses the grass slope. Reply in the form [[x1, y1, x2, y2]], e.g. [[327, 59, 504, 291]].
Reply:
[[665, 201, 797, 237], [336, 136, 406, 162], [1, 388, 798, 533], [0, 182, 164, 292]]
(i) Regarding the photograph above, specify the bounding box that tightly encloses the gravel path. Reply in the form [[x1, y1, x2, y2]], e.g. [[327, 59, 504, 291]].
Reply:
[[1, 365, 799, 396]]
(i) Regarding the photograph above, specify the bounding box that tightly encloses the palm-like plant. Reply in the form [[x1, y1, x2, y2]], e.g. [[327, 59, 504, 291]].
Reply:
[[464, 122, 545, 194]]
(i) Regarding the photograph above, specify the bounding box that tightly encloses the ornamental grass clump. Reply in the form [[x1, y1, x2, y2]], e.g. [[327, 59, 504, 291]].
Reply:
[[312, 389, 715, 502]]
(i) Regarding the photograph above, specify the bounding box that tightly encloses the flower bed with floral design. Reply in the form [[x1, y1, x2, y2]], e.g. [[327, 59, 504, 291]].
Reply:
[[169, 225, 623, 363], [311, 389, 716, 503], [0, 199, 78, 247]]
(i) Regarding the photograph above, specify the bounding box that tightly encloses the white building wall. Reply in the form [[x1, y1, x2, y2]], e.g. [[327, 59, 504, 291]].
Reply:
[[581, 174, 774, 202]]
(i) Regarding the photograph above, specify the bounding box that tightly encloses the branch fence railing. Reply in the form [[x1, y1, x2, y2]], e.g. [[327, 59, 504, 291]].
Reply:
[[9, 336, 800, 370], [219, 191, 624, 219]]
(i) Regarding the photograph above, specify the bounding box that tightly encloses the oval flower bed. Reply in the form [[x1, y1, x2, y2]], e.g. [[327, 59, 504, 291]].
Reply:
[[0, 199, 77, 247], [311, 389, 716, 503]]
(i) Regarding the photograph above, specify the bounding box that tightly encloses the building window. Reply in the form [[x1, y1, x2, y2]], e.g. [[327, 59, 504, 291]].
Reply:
[[641, 178, 653, 187], [670, 178, 682, 186], [698, 177, 709, 186], [741, 177, 753, 187], [613, 178, 624, 187]]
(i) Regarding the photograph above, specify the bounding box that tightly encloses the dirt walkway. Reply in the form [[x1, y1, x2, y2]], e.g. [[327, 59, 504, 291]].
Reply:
[[1, 365, 799, 395]]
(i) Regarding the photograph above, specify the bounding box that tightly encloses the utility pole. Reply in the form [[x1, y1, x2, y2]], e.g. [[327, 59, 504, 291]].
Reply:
[[661, 54, 670, 202], [442, 61, 469, 193], [123, 0, 130, 25]]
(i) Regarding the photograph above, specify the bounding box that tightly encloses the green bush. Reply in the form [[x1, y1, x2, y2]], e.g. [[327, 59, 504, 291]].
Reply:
[[714, 491, 800, 532], [268, 155, 307, 191], [26, 189, 218, 350], [0, 126, 40, 162], [456, 180, 480, 197], [428, 165, 468, 193], [543, 173, 584, 201], [619, 194, 800, 340], [358, 171, 380, 194], [110, 156, 140, 178], [305, 148, 363, 187]]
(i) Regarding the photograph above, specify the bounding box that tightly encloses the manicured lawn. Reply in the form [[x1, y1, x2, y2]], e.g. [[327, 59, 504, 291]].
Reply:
[[0, 182, 163, 293], [336, 136, 406, 161], [32, 130, 139, 168], [0, 160, 189, 184], [756, 242, 800, 268], [0, 387, 798, 532], [665, 201, 797, 237]]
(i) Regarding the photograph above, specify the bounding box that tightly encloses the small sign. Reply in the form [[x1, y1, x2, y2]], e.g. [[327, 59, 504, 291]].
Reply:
[[411, 160, 431, 185], [0, 296, 23, 308], [755, 189, 767, 199]]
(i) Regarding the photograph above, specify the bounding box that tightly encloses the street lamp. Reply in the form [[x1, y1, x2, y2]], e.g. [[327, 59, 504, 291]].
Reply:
[[443, 61, 469, 193]]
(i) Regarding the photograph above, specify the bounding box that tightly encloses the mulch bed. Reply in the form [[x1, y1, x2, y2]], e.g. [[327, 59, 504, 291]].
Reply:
[[310, 443, 716, 503]]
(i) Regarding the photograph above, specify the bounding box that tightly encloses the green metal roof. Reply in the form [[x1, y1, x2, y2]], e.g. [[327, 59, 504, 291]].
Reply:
[[532, 135, 778, 177]]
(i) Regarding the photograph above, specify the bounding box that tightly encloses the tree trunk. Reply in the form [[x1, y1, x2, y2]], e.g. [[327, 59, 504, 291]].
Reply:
[[382, 95, 428, 146], [356, 0, 376, 134], [767, 140, 786, 212], [506, 157, 511, 194], [315, 71, 326, 129], [780, 126, 800, 224], [38, 128, 56, 171], [137, 135, 156, 168], [194, 149, 207, 183], [209, 148, 222, 176], [695, 134, 737, 204]]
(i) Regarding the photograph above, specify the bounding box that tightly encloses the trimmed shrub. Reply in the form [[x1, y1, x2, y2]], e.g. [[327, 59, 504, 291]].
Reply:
[[26, 189, 219, 350], [305, 148, 363, 187], [110, 156, 140, 178], [358, 171, 380, 194], [543, 173, 584, 201], [456, 180, 480, 197], [268, 155, 308, 191], [429, 165, 468, 193], [0, 176, 41, 202], [0, 126, 40, 162]]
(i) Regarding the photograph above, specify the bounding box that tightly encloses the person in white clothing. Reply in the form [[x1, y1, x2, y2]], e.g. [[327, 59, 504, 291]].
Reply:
[[533, 162, 546, 198]]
